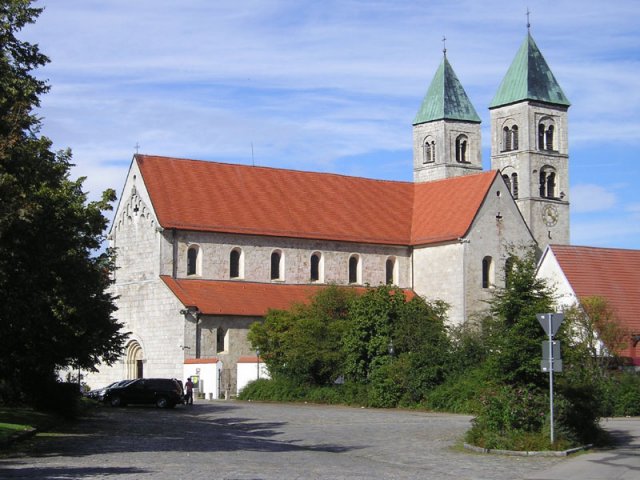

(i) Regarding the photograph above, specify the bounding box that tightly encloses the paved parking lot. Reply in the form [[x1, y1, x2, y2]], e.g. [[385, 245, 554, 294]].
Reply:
[[0, 401, 637, 479]]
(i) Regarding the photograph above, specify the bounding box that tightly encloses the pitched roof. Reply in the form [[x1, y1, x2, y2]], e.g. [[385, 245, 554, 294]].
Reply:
[[137, 155, 496, 246], [413, 56, 481, 125], [412, 172, 497, 245], [160, 276, 413, 316], [549, 245, 640, 337], [491, 33, 570, 108]]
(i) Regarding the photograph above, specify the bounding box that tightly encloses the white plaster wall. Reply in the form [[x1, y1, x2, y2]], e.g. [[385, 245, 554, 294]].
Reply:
[[237, 360, 270, 394], [183, 362, 222, 400]]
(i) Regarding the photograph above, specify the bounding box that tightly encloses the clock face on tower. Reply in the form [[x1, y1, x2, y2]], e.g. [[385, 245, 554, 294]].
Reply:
[[542, 204, 559, 227]]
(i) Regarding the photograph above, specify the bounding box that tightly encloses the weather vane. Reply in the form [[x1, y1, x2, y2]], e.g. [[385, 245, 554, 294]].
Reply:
[[526, 8, 531, 31], [135, 142, 140, 154], [442, 35, 447, 57]]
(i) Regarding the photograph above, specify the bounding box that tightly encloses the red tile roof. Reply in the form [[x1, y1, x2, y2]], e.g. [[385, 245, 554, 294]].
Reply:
[[550, 245, 640, 361], [161, 276, 414, 316], [137, 155, 496, 246]]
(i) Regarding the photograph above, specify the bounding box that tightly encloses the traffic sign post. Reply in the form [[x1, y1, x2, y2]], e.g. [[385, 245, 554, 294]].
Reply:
[[536, 313, 564, 445]]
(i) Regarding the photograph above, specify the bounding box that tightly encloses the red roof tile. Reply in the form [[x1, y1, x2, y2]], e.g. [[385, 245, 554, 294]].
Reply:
[[412, 172, 497, 245], [161, 276, 414, 316], [550, 245, 640, 360], [137, 155, 495, 246]]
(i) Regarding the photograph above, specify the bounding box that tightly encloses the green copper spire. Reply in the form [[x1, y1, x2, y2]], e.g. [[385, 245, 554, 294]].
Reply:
[[491, 32, 570, 108], [413, 55, 481, 125]]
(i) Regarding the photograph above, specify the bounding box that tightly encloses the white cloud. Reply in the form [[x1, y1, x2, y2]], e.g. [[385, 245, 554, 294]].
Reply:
[[571, 185, 618, 213]]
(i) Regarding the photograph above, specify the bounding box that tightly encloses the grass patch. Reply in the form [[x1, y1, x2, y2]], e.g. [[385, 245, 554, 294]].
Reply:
[[0, 406, 59, 444]]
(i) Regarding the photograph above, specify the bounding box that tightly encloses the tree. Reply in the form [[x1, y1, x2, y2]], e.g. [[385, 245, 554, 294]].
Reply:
[[0, 1, 126, 403], [248, 286, 354, 385]]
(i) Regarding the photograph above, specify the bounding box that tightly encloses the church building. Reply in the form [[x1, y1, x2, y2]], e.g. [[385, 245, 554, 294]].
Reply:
[[87, 31, 572, 396]]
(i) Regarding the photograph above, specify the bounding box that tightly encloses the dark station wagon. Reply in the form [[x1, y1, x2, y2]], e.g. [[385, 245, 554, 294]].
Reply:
[[103, 378, 184, 408]]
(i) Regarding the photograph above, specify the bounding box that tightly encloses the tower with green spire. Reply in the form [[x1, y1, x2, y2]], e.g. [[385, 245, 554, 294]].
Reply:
[[413, 51, 482, 182], [489, 31, 570, 250]]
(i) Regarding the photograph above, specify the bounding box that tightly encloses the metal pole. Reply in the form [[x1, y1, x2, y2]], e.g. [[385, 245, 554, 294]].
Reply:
[[548, 314, 555, 445]]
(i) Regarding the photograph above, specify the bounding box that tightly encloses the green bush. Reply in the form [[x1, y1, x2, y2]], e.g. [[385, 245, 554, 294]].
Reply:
[[237, 377, 308, 402], [424, 368, 487, 414], [32, 381, 82, 419], [603, 372, 640, 417]]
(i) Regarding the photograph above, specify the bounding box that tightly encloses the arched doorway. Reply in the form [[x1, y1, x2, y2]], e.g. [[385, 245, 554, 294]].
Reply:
[[126, 340, 144, 379]]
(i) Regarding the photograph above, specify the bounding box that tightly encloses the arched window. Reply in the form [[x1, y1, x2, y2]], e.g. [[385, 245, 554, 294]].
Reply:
[[270, 250, 283, 280], [187, 245, 200, 276], [455, 134, 468, 163], [423, 137, 435, 163], [310, 252, 322, 282], [502, 124, 518, 152], [385, 257, 396, 285], [348, 254, 361, 284], [538, 119, 556, 151], [539, 166, 557, 198], [482, 256, 494, 289], [503, 174, 511, 193], [511, 173, 519, 199], [503, 126, 511, 151], [230, 248, 242, 279], [546, 125, 554, 151]]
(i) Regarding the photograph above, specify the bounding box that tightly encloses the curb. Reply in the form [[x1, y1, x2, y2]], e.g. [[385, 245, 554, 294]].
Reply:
[[0, 428, 37, 449], [463, 442, 592, 457]]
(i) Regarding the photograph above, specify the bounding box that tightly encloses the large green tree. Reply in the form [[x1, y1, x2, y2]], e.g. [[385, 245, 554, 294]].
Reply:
[[0, 1, 126, 402]]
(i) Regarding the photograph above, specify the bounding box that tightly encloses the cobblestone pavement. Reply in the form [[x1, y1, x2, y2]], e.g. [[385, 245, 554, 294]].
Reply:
[[0, 400, 604, 480]]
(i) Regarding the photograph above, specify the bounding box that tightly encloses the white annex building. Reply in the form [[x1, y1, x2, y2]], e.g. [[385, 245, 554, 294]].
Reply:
[[87, 31, 574, 396]]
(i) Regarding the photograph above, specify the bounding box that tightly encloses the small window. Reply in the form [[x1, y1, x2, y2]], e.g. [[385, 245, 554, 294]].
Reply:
[[502, 174, 511, 193], [271, 250, 283, 280], [482, 256, 494, 289], [187, 245, 200, 276], [539, 166, 557, 198], [216, 327, 226, 353], [511, 173, 519, 199], [538, 119, 556, 151], [385, 257, 396, 285], [455, 134, 468, 163], [230, 248, 242, 279], [348, 255, 361, 284], [310, 252, 321, 282], [423, 137, 435, 163], [502, 124, 518, 152]]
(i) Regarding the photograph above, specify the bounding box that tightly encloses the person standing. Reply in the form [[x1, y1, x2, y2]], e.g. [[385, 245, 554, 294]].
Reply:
[[185, 377, 194, 405]]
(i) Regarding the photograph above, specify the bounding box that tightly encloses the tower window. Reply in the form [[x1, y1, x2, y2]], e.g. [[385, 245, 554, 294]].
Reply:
[[502, 124, 518, 152], [423, 137, 435, 163], [539, 166, 557, 198], [538, 119, 556, 151], [511, 173, 519, 199], [502, 174, 511, 193], [455, 134, 468, 163]]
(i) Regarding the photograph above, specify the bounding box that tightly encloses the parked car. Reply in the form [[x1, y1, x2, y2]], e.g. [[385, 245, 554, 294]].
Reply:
[[85, 379, 134, 401], [103, 378, 184, 408]]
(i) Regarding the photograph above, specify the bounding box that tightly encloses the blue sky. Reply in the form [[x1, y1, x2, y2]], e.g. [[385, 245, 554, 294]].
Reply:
[[24, 0, 640, 249]]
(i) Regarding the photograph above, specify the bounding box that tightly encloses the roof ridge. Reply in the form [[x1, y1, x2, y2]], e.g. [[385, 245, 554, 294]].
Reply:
[[137, 154, 414, 186]]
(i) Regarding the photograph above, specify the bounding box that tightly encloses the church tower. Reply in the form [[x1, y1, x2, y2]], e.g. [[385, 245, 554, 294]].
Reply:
[[489, 31, 571, 250], [413, 50, 482, 183]]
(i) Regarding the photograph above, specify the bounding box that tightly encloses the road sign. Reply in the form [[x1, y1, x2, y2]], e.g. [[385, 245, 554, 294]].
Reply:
[[541, 340, 561, 361], [537, 313, 564, 337], [541, 360, 563, 373]]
